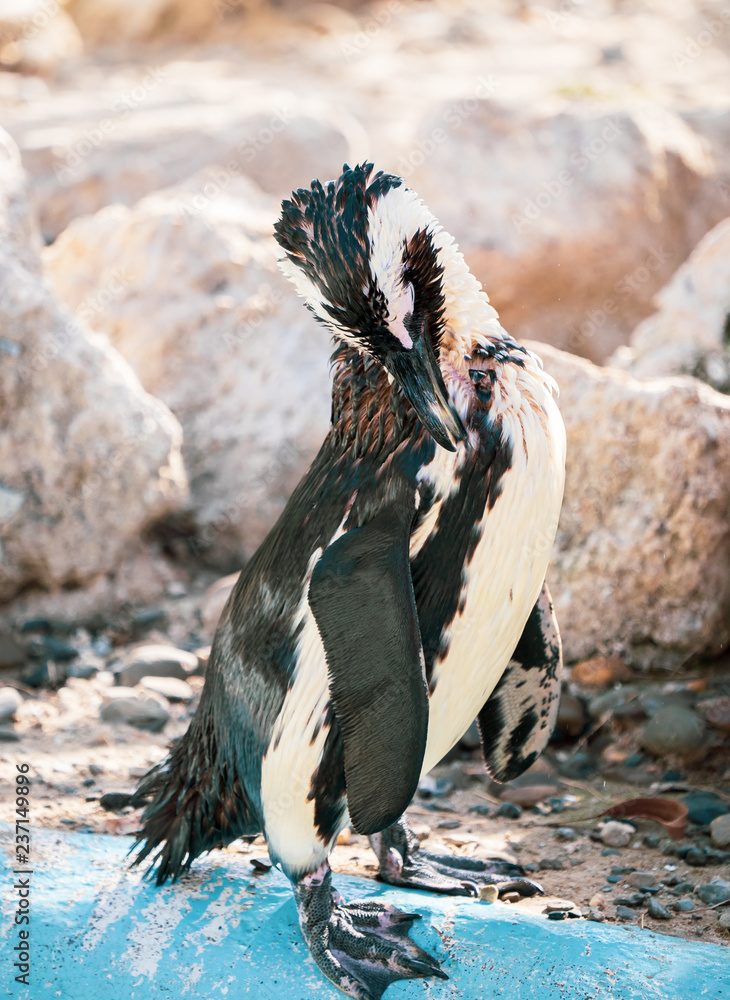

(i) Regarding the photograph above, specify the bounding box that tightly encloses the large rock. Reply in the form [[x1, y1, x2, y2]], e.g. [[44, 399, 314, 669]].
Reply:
[[45, 172, 333, 567], [530, 341, 730, 668], [7, 63, 361, 240], [0, 128, 187, 603], [408, 101, 724, 363], [613, 217, 730, 393]]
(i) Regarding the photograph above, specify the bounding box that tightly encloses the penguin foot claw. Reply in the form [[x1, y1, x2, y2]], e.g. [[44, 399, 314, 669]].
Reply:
[[370, 818, 544, 899], [293, 862, 447, 1000]]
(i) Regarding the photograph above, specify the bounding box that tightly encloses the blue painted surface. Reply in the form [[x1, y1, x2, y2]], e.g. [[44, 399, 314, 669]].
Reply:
[[1, 826, 728, 999]]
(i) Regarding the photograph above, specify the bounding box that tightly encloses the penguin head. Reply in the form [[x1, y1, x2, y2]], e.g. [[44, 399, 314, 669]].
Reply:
[[274, 162, 467, 452]]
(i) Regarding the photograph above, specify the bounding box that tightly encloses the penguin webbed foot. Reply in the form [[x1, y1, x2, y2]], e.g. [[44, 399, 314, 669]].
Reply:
[[370, 818, 544, 899], [293, 862, 447, 1000]]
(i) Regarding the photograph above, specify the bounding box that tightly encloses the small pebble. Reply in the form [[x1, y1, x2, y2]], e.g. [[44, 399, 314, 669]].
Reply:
[[524, 862, 540, 873], [599, 821, 634, 848], [418, 775, 454, 799], [606, 875, 622, 884], [643, 833, 661, 849], [479, 885, 499, 903], [683, 791, 728, 826], [437, 820, 461, 830], [696, 880, 730, 906], [547, 911, 567, 920], [544, 899, 576, 913], [615, 905, 635, 920], [138, 675, 193, 702], [496, 802, 522, 820], [468, 804, 491, 816], [670, 899, 695, 912], [600, 885, 614, 892], [718, 910, 730, 930], [611, 866, 635, 875], [92, 636, 112, 657], [556, 827, 576, 841], [624, 754, 643, 768], [117, 644, 198, 687], [662, 770, 683, 782], [82, 777, 95, 787], [614, 894, 646, 909], [647, 898, 672, 920], [685, 847, 707, 867], [100, 697, 170, 733], [501, 892, 520, 904], [250, 857, 271, 872], [0, 687, 23, 724], [671, 881, 696, 896], [548, 797, 565, 813], [99, 792, 135, 812], [626, 872, 657, 889], [710, 814, 730, 848], [641, 706, 706, 758], [588, 893, 606, 909], [588, 909, 605, 922], [538, 858, 565, 871], [601, 848, 621, 857], [557, 752, 595, 779]]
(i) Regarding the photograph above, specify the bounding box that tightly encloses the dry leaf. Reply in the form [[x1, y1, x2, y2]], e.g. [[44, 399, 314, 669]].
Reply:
[[600, 796, 687, 840]]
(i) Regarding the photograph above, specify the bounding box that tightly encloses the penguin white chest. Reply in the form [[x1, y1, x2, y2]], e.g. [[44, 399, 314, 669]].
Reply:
[[421, 392, 566, 775]]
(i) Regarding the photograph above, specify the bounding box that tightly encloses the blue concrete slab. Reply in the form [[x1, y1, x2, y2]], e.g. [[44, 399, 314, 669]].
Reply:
[[1, 826, 728, 999]]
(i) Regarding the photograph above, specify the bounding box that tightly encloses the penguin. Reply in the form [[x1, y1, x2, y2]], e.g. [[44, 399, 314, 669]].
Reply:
[[131, 162, 566, 1000]]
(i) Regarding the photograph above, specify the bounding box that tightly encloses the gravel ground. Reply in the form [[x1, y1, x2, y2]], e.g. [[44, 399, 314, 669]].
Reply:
[[2, 643, 728, 948]]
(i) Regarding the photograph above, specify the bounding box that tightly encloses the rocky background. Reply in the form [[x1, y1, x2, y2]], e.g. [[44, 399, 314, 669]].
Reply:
[[0, 0, 729, 945]]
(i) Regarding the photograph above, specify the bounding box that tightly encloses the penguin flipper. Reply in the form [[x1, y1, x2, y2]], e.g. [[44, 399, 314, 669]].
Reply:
[[308, 493, 427, 837], [477, 581, 563, 782]]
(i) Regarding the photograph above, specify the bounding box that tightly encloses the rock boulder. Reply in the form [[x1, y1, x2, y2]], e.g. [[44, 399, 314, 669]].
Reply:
[[45, 172, 333, 567], [409, 101, 724, 363], [613, 216, 730, 393], [0, 128, 187, 604], [532, 341, 730, 668]]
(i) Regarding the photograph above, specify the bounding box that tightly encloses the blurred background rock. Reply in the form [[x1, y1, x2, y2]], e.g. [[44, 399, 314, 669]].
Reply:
[[1, 0, 730, 675]]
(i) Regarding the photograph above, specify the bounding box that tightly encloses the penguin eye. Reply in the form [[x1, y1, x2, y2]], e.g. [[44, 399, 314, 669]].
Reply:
[[468, 369, 486, 384]]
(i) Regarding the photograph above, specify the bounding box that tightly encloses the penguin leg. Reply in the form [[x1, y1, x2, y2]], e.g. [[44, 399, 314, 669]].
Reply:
[[369, 817, 543, 898], [292, 860, 447, 1000]]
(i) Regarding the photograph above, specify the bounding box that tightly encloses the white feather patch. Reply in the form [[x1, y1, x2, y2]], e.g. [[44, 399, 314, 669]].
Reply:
[[260, 522, 352, 876], [421, 376, 566, 775]]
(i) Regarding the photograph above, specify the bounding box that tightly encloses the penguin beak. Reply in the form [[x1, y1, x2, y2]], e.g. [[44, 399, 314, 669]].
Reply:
[[384, 333, 467, 453]]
